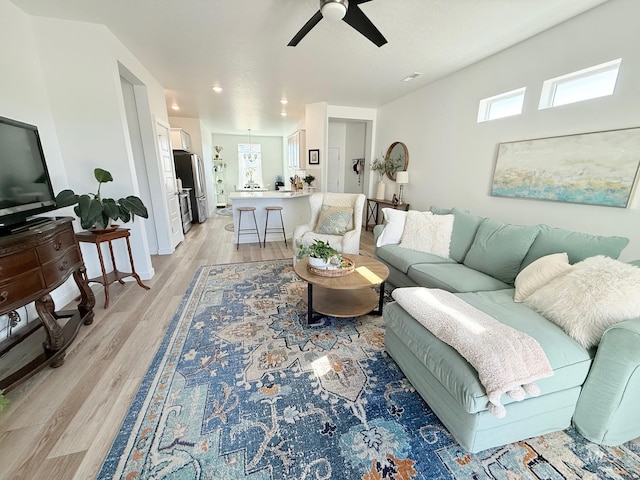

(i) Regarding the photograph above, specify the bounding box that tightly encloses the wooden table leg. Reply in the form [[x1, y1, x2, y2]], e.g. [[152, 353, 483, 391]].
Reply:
[[35, 294, 66, 368], [125, 236, 150, 290]]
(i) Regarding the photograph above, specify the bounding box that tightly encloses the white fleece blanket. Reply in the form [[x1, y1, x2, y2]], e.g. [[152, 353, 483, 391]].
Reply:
[[392, 287, 554, 418]]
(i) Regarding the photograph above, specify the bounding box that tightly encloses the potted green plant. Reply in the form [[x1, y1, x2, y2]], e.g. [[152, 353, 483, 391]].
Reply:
[[303, 175, 315, 187], [55, 168, 149, 230], [297, 239, 342, 268]]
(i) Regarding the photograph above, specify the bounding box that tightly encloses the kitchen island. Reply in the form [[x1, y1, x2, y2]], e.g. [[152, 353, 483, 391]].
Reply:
[[229, 191, 311, 244]]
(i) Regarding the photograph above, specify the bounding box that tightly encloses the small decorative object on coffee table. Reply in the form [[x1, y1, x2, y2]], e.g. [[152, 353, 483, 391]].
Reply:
[[294, 254, 390, 326], [296, 239, 342, 269]]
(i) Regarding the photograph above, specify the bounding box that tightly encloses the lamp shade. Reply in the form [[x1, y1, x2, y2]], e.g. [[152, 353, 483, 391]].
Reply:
[[396, 171, 409, 184]]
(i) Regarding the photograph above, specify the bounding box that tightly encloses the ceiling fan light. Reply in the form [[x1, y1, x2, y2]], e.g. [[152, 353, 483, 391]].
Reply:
[[321, 1, 347, 21]]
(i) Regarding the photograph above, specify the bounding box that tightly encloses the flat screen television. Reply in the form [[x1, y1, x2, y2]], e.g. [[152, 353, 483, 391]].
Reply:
[[0, 115, 57, 230]]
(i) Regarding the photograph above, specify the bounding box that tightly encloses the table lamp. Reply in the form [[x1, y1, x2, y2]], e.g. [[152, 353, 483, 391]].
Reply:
[[396, 171, 408, 204]]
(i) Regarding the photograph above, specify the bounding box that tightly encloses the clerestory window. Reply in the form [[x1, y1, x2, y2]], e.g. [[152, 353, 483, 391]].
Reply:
[[538, 58, 621, 109]]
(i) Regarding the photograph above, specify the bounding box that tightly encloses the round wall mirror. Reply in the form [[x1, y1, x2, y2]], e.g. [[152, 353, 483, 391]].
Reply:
[[385, 141, 409, 181]]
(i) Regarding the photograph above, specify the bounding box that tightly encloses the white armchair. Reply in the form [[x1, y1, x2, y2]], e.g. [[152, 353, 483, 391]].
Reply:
[[293, 192, 366, 255]]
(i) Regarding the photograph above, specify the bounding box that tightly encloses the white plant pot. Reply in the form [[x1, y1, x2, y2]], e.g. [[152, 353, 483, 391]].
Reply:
[[376, 181, 385, 200], [308, 256, 330, 269]]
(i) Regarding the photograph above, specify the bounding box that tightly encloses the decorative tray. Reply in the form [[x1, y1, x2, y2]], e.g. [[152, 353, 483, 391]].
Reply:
[[307, 256, 355, 277]]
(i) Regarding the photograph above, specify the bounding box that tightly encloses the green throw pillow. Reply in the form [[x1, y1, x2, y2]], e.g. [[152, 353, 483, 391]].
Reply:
[[521, 224, 629, 268], [463, 218, 540, 285], [314, 205, 353, 235]]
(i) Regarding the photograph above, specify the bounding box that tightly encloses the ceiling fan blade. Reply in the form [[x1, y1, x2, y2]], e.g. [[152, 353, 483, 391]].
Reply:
[[343, 3, 387, 47], [288, 10, 323, 46]]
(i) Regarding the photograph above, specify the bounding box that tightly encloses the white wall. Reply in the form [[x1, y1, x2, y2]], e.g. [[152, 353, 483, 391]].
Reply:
[[30, 15, 174, 278], [168, 116, 216, 215], [0, 0, 76, 308], [211, 133, 284, 192], [376, 0, 640, 261]]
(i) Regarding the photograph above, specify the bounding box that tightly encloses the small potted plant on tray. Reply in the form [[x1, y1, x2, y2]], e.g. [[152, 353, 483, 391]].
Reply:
[[55, 168, 149, 231], [297, 239, 342, 269]]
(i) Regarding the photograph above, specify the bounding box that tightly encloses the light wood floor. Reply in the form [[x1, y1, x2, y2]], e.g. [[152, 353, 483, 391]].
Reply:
[[0, 212, 375, 480]]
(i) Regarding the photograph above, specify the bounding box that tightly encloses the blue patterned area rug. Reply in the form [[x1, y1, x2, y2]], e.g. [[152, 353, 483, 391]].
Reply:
[[98, 260, 640, 479]]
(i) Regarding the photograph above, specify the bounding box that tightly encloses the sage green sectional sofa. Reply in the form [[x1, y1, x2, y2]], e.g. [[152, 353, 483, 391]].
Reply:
[[374, 207, 640, 452]]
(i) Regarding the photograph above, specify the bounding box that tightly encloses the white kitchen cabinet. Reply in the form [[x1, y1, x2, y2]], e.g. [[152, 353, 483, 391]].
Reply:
[[170, 128, 192, 152], [287, 129, 305, 169]]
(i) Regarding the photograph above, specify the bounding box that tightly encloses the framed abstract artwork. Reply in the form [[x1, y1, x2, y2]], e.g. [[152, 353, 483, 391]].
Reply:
[[308, 149, 320, 165], [490, 127, 640, 207]]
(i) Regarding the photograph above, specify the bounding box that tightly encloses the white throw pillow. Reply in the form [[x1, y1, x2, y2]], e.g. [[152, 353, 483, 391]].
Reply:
[[376, 208, 410, 247], [514, 252, 573, 302], [399, 211, 454, 258], [524, 256, 640, 349]]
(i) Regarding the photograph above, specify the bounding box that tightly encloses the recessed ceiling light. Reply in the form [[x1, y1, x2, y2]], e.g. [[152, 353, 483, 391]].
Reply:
[[212, 85, 223, 93], [402, 72, 423, 82], [280, 111, 287, 117], [171, 104, 180, 111], [280, 99, 288, 105]]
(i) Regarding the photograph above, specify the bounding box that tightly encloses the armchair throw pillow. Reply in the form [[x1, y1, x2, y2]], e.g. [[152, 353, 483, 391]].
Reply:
[[314, 205, 353, 235]]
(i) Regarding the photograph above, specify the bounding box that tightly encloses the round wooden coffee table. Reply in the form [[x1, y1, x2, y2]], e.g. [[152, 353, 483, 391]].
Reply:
[[294, 254, 390, 326]]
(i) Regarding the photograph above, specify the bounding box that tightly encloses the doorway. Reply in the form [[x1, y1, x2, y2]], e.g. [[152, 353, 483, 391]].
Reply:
[[118, 63, 178, 255], [327, 120, 368, 194]]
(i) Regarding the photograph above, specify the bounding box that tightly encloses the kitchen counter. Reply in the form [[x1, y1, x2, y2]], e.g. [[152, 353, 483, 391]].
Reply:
[[229, 191, 311, 244], [229, 191, 311, 199]]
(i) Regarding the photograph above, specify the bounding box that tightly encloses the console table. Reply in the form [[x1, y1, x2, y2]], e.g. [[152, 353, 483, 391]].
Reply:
[[365, 198, 410, 231], [75, 228, 150, 308], [0, 217, 95, 392]]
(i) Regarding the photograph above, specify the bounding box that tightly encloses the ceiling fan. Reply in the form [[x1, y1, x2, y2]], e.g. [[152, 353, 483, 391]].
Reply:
[[288, 0, 387, 47]]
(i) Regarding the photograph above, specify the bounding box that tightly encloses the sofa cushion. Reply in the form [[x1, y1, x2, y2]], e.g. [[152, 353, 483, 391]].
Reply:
[[399, 211, 454, 258], [376, 244, 455, 274], [524, 256, 640, 349], [521, 224, 629, 268], [384, 289, 593, 414], [463, 219, 539, 285], [449, 207, 485, 262], [429, 206, 451, 215], [514, 252, 573, 302], [407, 263, 511, 293], [376, 208, 408, 247]]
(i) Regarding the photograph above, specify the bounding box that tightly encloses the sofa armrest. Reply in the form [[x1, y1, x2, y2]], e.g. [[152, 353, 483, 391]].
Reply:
[[573, 317, 640, 445]]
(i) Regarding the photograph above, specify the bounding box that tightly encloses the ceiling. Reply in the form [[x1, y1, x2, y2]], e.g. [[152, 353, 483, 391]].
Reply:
[[11, 0, 610, 136]]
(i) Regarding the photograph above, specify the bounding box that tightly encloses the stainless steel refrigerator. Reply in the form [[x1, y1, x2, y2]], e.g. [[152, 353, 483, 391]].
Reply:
[[173, 152, 208, 223]]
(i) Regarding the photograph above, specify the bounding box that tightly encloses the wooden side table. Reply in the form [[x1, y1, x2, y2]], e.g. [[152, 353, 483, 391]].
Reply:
[[75, 228, 150, 308], [365, 198, 410, 231]]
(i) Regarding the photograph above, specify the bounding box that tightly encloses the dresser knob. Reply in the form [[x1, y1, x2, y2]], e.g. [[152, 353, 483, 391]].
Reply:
[[0, 291, 7, 304], [58, 260, 69, 271], [53, 240, 63, 251]]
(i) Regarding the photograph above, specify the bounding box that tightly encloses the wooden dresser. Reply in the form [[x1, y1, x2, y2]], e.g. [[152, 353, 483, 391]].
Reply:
[[0, 217, 95, 392]]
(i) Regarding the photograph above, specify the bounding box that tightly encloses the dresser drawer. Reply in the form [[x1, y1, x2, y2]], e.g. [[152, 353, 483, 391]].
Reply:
[[42, 248, 82, 287], [0, 271, 46, 313], [36, 230, 76, 264], [0, 250, 40, 279]]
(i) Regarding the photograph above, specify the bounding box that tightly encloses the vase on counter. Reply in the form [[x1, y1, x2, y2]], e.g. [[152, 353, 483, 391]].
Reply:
[[376, 180, 385, 200]]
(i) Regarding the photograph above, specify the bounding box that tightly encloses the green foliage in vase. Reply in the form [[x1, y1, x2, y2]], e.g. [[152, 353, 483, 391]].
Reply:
[[55, 168, 149, 230]]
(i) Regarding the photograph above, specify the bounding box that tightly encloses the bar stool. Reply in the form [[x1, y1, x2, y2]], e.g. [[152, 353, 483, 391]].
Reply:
[[263, 206, 287, 247], [236, 206, 261, 249]]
